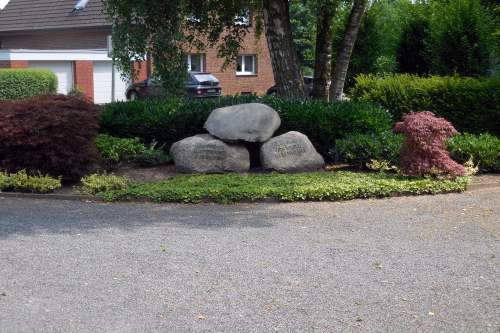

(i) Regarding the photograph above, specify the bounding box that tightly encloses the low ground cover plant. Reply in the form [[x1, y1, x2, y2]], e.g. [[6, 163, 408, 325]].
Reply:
[[97, 171, 469, 204], [78, 173, 131, 195], [447, 133, 500, 172], [0, 95, 100, 180], [351, 74, 500, 135], [0, 69, 57, 100], [0, 170, 61, 193], [100, 96, 392, 159], [394, 111, 465, 177]]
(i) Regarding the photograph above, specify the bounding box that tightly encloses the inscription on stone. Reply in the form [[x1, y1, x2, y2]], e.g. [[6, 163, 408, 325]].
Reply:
[[192, 145, 226, 161], [272, 142, 306, 159]]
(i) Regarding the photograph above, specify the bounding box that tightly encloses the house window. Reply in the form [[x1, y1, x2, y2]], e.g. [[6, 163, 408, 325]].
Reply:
[[234, 9, 251, 27], [236, 55, 256, 75], [187, 54, 205, 72]]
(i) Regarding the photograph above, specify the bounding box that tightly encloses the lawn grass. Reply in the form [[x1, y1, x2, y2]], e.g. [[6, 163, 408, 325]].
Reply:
[[97, 171, 470, 204]]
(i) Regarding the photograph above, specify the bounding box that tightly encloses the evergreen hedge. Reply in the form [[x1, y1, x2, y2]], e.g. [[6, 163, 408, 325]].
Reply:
[[351, 74, 500, 135], [0, 69, 58, 100], [100, 96, 393, 159]]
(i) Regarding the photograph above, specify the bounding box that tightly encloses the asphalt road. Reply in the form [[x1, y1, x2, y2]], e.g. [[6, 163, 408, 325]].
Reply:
[[0, 188, 499, 332]]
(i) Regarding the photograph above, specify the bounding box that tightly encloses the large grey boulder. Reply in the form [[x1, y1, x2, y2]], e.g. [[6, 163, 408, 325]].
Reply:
[[260, 131, 325, 172], [204, 103, 281, 142], [170, 134, 250, 173]]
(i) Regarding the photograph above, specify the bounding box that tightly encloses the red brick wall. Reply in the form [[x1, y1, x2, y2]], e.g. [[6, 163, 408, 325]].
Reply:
[[133, 59, 150, 83], [192, 32, 274, 96], [74, 61, 94, 101], [0, 60, 29, 68]]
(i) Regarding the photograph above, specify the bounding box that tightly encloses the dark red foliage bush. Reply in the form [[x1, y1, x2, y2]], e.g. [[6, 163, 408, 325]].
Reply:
[[0, 94, 100, 180], [394, 111, 465, 177]]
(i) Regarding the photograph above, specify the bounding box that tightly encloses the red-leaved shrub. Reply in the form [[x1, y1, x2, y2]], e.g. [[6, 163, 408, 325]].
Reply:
[[394, 111, 466, 177], [0, 94, 100, 180]]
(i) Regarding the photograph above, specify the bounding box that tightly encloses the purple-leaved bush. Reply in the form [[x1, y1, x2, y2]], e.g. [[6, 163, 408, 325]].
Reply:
[[394, 111, 465, 177]]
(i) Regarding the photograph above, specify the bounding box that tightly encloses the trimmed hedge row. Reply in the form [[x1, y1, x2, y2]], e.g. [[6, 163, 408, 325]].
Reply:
[[100, 96, 393, 159], [0, 69, 58, 100], [351, 74, 500, 135]]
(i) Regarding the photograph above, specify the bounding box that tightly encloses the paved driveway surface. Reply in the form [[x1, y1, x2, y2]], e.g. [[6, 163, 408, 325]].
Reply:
[[0, 188, 499, 332]]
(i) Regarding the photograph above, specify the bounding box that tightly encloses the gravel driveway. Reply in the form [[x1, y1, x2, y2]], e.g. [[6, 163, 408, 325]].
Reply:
[[0, 188, 499, 332]]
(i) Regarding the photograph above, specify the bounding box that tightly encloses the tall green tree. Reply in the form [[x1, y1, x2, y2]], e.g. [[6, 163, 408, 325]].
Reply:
[[427, 0, 496, 76], [330, 0, 367, 100]]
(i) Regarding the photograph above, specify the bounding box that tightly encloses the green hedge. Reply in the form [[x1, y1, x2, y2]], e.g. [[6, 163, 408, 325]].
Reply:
[[0, 69, 58, 100], [447, 133, 500, 172], [100, 96, 392, 158], [331, 131, 403, 168], [351, 74, 500, 135]]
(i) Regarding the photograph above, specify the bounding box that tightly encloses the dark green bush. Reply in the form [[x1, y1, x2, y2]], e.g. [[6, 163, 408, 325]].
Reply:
[[0, 69, 57, 100], [351, 74, 500, 135], [330, 131, 403, 168], [100, 96, 392, 159], [447, 133, 500, 172]]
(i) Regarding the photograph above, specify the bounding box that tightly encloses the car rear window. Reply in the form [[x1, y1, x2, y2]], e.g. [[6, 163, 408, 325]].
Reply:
[[193, 74, 218, 83]]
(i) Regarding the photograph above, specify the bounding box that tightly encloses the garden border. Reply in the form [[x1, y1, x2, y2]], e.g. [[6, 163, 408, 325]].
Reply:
[[0, 179, 498, 203]]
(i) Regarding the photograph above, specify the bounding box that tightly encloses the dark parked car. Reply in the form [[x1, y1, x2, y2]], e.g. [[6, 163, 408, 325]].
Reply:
[[126, 72, 222, 100], [266, 76, 314, 97]]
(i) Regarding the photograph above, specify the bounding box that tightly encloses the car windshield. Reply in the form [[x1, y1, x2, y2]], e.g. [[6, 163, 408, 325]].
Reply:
[[192, 74, 218, 83]]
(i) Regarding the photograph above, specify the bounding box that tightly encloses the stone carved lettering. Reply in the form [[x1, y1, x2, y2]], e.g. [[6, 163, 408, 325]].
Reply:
[[192, 145, 226, 161], [272, 142, 306, 159]]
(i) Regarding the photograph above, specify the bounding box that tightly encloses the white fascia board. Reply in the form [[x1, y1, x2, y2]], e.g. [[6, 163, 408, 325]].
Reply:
[[0, 49, 112, 61]]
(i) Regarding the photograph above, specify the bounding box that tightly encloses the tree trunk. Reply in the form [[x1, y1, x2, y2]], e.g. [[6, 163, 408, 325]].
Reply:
[[329, 0, 366, 101], [263, 0, 305, 99], [311, 1, 336, 100]]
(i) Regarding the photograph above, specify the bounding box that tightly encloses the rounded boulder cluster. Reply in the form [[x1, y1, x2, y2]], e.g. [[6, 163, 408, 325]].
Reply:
[[170, 103, 325, 173]]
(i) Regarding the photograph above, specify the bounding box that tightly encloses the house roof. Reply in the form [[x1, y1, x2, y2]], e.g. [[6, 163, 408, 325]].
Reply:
[[0, 0, 109, 33]]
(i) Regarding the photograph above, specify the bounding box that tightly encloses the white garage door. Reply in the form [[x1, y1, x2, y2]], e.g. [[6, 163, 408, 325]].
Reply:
[[29, 61, 73, 94], [93, 61, 130, 104]]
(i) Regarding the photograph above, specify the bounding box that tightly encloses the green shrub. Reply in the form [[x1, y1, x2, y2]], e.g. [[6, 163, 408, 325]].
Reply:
[[95, 134, 146, 164], [133, 141, 172, 167], [0, 69, 57, 100], [351, 74, 500, 135], [79, 173, 131, 195], [447, 133, 500, 172], [0, 170, 61, 193], [330, 131, 403, 168], [0, 171, 13, 189], [100, 96, 392, 159], [97, 171, 469, 204]]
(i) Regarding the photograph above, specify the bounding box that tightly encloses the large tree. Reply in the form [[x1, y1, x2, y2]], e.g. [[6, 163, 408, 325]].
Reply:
[[311, 0, 337, 99], [330, 0, 367, 100], [262, 0, 306, 98]]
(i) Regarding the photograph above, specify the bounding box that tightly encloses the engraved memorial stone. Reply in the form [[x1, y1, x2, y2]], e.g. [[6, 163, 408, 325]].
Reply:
[[170, 134, 250, 173], [260, 131, 325, 172], [204, 103, 281, 142]]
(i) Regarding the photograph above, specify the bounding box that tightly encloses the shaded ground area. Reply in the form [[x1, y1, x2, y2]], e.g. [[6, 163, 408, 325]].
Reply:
[[0, 188, 499, 332]]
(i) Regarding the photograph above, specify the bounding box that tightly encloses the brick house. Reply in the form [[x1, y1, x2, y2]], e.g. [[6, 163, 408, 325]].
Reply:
[[0, 0, 274, 103]]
